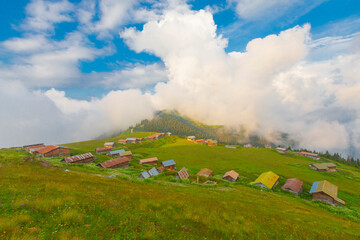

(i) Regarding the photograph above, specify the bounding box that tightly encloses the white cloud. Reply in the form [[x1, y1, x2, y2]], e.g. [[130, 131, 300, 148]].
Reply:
[[21, 0, 75, 32]]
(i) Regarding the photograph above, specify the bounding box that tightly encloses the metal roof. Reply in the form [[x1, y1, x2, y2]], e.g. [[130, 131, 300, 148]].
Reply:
[[225, 145, 236, 149], [188, 136, 195, 138], [276, 147, 287, 152], [139, 171, 150, 179], [148, 167, 159, 176], [162, 159, 176, 167], [311, 163, 336, 170], [177, 168, 189, 179], [139, 157, 158, 164], [126, 138, 137, 141], [37, 145, 59, 154], [196, 168, 213, 177], [104, 142, 114, 145], [23, 143, 45, 149], [120, 151, 132, 156], [223, 170, 239, 180], [63, 152, 93, 163], [309, 180, 345, 205], [281, 178, 303, 193], [251, 171, 279, 189], [99, 156, 130, 168], [109, 149, 125, 155], [95, 147, 112, 152], [300, 152, 319, 157]]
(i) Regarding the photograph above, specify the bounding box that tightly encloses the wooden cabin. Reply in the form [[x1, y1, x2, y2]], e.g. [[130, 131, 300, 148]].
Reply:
[[95, 147, 112, 153], [206, 140, 218, 146], [187, 136, 196, 141], [148, 167, 159, 176], [251, 171, 279, 189], [136, 138, 143, 143], [98, 156, 130, 169], [309, 163, 337, 172], [108, 149, 125, 157], [23, 143, 45, 152], [138, 171, 150, 179], [195, 139, 204, 144], [62, 153, 94, 164], [119, 151, 132, 160], [196, 168, 213, 178], [243, 144, 253, 148], [139, 157, 158, 165], [126, 138, 137, 144], [264, 144, 272, 149], [118, 139, 127, 144], [309, 180, 345, 206], [161, 159, 176, 170], [300, 152, 320, 160], [37, 145, 70, 157], [177, 168, 189, 179], [104, 142, 116, 148], [166, 132, 172, 136], [276, 147, 288, 154], [281, 178, 303, 195], [222, 170, 239, 182], [145, 133, 164, 141]]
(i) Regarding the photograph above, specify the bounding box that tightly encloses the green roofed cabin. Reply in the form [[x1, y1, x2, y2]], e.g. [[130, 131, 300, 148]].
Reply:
[[309, 163, 337, 172]]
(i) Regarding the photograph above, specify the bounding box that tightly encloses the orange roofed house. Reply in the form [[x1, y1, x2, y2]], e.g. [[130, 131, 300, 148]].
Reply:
[[281, 178, 303, 195], [299, 152, 320, 160], [223, 170, 239, 182], [139, 157, 158, 165], [37, 145, 70, 157], [97, 156, 131, 169], [196, 168, 213, 178], [104, 142, 116, 148]]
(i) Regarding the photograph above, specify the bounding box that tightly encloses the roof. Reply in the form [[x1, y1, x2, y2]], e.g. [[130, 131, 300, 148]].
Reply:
[[251, 171, 279, 189], [139, 171, 150, 179], [126, 138, 137, 141], [148, 167, 159, 176], [207, 140, 218, 144], [281, 178, 303, 193], [188, 136, 195, 138], [120, 151, 132, 157], [310, 180, 345, 204], [95, 147, 111, 152], [104, 142, 114, 145], [162, 159, 176, 167], [196, 168, 213, 177], [37, 145, 59, 154], [276, 147, 287, 151], [311, 163, 336, 170], [118, 139, 127, 142], [24, 143, 45, 149], [109, 149, 125, 155], [177, 168, 189, 179], [223, 170, 239, 180], [99, 156, 130, 168], [225, 145, 236, 149], [300, 152, 319, 156], [139, 157, 158, 164], [63, 153, 93, 163]]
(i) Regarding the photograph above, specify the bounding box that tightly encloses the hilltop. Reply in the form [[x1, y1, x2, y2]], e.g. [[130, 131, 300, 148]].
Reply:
[[1, 132, 360, 239]]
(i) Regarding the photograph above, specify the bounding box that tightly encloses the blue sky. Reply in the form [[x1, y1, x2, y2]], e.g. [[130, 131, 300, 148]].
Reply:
[[1, 0, 359, 99], [0, 0, 360, 156]]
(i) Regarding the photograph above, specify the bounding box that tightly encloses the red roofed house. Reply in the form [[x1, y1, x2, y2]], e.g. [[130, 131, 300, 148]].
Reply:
[[281, 178, 303, 195], [118, 139, 127, 144], [195, 139, 204, 144], [37, 145, 70, 157], [97, 156, 131, 169], [299, 152, 320, 160], [223, 170, 239, 182], [139, 157, 158, 165], [177, 168, 189, 179], [265, 144, 272, 149], [196, 168, 213, 178], [95, 147, 112, 153], [23, 143, 45, 152], [62, 153, 94, 164]]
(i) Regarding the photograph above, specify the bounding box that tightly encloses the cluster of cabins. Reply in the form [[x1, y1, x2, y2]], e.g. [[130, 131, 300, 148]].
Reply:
[[23, 133, 345, 207], [187, 136, 218, 146]]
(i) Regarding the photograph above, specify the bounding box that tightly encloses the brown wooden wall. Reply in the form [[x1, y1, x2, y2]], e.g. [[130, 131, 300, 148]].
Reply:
[[312, 193, 334, 205], [44, 148, 70, 157]]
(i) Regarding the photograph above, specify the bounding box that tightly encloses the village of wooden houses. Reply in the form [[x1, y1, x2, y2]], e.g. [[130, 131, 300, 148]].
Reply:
[[22, 132, 348, 207]]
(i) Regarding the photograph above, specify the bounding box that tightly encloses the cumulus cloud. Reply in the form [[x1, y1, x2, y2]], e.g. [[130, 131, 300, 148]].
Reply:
[[121, 6, 360, 157]]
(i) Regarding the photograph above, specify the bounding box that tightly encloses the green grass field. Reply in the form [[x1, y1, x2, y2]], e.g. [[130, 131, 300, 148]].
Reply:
[[1, 132, 359, 239]]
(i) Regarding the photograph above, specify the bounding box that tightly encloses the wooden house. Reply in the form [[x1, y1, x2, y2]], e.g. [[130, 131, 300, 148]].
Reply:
[[23, 143, 45, 152], [118, 139, 127, 144], [309, 180, 345, 206], [276, 147, 288, 154], [37, 145, 70, 157], [166, 132, 172, 136], [177, 168, 189, 179], [300, 152, 320, 160], [62, 153, 94, 164], [264, 144, 272, 149], [139, 157, 158, 165], [108, 149, 125, 157], [309, 163, 337, 172], [119, 151, 132, 159], [138, 171, 150, 179], [196, 168, 213, 178], [223, 170, 239, 182], [195, 139, 204, 144], [161, 159, 176, 170], [187, 136, 196, 141], [95, 147, 112, 154], [97, 156, 130, 169], [251, 171, 279, 189], [136, 138, 143, 143], [145, 133, 164, 141], [104, 142, 116, 148], [281, 178, 303, 195], [148, 167, 159, 176], [126, 138, 137, 144], [206, 140, 218, 146], [244, 144, 253, 148]]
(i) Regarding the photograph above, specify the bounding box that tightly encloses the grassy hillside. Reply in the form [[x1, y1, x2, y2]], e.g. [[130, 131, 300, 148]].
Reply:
[[1, 133, 360, 239]]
